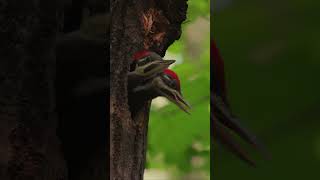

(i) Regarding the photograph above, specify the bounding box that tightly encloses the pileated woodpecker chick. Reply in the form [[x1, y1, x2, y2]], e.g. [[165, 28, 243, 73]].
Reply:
[[131, 69, 191, 114], [72, 50, 175, 96], [128, 50, 175, 89]]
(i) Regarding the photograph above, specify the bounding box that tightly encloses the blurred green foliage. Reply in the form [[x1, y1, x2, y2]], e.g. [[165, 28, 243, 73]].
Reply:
[[214, 0, 320, 179], [146, 0, 210, 178]]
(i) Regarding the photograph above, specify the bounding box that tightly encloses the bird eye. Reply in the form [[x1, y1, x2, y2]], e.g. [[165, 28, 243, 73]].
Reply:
[[162, 75, 176, 89], [137, 57, 151, 66], [144, 63, 158, 73], [162, 74, 171, 82], [171, 80, 178, 90]]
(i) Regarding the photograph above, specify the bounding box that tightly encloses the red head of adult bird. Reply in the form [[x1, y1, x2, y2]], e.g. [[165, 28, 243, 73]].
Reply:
[[211, 40, 268, 166], [131, 68, 191, 114]]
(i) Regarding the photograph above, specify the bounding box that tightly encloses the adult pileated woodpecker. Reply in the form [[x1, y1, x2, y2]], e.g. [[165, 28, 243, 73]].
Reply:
[[211, 40, 268, 166]]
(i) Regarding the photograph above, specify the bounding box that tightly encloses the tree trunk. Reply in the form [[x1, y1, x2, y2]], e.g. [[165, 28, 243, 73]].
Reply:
[[110, 0, 188, 179], [0, 0, 67, 179], [56, 1, 109, 179]]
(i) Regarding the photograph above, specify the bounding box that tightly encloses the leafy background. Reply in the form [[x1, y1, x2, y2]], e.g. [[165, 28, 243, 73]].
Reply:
[[144, 0, 210, 179], [214, 0, 320, 179]]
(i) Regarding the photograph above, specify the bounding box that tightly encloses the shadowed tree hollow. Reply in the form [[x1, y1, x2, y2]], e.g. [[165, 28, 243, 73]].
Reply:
[[110, 0, 188, 179]]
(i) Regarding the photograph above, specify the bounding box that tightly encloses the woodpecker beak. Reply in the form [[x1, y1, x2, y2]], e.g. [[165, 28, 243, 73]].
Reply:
[[212, 94, 270, 166], [212, 115, 257, 167], [155, 78, 191, 114]]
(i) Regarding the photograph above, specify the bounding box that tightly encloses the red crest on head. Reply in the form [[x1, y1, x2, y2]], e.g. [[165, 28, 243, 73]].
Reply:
[[211, 40, 227, 98], [163, 69, 181, 92], [133, 50, 151, 61]]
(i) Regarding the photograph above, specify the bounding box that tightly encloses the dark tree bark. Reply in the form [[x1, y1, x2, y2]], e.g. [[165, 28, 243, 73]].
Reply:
[[110, 0, 188, 179], [0, 0, 67, 180], [56, 0, 109, 179]]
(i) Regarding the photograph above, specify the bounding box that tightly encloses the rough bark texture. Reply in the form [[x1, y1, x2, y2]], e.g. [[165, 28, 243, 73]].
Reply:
[[0, 0, 67, 179], [110, 0, 188, 179]]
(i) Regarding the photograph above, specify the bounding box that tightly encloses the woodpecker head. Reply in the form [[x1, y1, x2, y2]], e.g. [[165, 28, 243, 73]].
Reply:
[[155, 69, 191, 114], [211, 40, 269, 166], [130, 50, 175, 80]]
